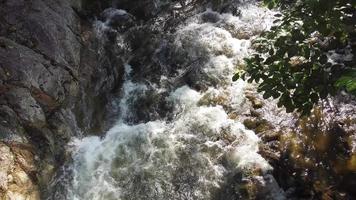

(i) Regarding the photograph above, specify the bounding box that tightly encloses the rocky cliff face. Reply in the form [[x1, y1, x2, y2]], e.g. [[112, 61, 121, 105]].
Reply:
[[5, 0, 353, 199], [0, 0, 124, 199]]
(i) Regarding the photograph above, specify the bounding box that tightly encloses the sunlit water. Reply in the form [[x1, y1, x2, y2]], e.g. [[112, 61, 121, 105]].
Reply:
[[59, 2, 287, 200]]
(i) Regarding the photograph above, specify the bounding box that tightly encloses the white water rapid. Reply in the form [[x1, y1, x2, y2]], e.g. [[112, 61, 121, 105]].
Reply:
[[63, 2, 285, 200]]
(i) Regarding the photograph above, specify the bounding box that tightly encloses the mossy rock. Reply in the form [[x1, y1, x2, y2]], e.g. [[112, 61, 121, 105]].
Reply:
[[255, 119, 274, 133], [245, 93, 264, 109], [244, 118, 274, 133], [252, 100, 263, 109], [243, 119, 258, 129], [260, 131, 280, 142]]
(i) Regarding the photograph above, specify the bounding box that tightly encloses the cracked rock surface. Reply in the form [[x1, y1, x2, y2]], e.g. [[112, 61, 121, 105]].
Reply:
[[0, 0, 124, 198]]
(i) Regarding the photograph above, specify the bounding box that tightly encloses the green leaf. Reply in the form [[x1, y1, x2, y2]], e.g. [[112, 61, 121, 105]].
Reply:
[[232, 73, 240, 82], [335, 71, 356, 93], [263, 91, 273, 99], [310, 93, 319, 103], [240, 0, 356, 115]]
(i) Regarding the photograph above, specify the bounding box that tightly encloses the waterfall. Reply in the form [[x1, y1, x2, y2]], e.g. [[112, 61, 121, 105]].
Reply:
[[62, 2, 286, 200]]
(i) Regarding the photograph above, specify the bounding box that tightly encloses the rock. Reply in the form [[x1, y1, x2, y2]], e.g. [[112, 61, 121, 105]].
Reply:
[[252, 100, 264, 109], [114, 0, 170, 19], [244, 119, 259, 129], [101, 8, 135, 29], [5, 87, 46, 129], [259, 144, 280, 163], [255, 174, 286, 200], [0, 0, 125, 198], [0, 105, 27, 142], [0, 144, 14, 192], [243, 118, 274, 133], [250, 109, 261, 117], [245, 93, 264, 109], [201, 11, 221, 23], [255, 119, 274, 134], [261, 131, 280, 142], [220, 4, 241, 16], [0, 142, 39, 200]]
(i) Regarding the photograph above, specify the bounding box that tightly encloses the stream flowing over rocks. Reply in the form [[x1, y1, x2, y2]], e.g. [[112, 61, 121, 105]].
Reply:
[[51, 1, 286, 199], [1, 0, 356, 200]]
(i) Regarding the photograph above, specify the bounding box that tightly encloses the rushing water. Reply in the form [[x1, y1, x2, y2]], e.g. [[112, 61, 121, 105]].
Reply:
[[61, 2, 286, 200]]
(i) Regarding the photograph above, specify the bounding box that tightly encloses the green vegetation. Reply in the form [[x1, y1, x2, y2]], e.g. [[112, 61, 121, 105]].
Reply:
[[234, 0, 356, 115]]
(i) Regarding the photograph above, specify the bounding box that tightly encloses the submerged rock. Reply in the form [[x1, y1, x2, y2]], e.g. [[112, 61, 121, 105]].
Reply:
[[101, 8, 135, 30]]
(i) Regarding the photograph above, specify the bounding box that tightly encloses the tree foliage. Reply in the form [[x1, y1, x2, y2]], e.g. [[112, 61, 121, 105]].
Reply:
[[234, 0, 356, 115]]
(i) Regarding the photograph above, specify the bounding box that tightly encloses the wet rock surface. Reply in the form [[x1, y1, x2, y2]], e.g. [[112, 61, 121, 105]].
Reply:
[[241, 86, 356, 199], [0, 0, 124, 198]]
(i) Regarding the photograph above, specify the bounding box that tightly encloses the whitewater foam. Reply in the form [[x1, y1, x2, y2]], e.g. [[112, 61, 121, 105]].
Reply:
[[63, 1, 285, 200]]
